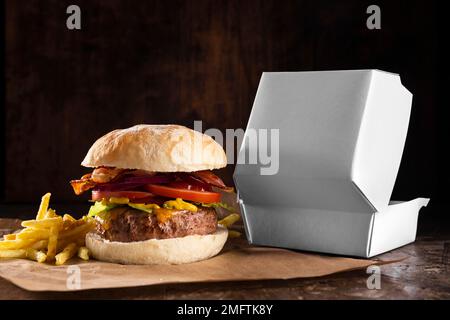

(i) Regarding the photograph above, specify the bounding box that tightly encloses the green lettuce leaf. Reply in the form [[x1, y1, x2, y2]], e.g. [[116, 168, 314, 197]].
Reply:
[[88, 201, 161, 217], [87, 201, 118, 217], [198, 202, 235, 212], [128, 203, 160, 214], [88, 199, 232, 217]]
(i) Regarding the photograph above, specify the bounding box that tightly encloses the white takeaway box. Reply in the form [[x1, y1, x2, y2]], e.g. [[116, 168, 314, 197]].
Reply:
[[233, 70, 429, 258]]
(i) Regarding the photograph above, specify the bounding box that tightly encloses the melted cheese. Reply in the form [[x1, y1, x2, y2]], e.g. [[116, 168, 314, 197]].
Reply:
[[93, 198, 198, 227], [154, 208, 174, 223], [163, 198, 198, 212], [108, 197, 130, 205]]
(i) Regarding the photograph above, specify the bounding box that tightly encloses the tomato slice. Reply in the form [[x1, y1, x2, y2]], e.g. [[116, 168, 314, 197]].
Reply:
[[175, 173, 213, 191], [168, 181, 211, 192], [145, 184, 221, 203], [91, 190, 155, 202]]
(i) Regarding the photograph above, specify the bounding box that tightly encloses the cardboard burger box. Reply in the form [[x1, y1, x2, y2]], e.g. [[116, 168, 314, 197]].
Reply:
[[233, 70, 429, 258]]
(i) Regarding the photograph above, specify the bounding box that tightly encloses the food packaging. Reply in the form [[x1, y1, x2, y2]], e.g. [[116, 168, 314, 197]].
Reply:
[[234, 70, 429, 257]]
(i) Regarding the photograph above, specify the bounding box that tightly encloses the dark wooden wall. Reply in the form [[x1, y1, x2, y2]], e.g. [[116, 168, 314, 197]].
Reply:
[[3, 1, 449, 214]]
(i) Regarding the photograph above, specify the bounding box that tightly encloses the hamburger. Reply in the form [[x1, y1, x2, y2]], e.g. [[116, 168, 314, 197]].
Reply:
[[70, 124, 233, 264]]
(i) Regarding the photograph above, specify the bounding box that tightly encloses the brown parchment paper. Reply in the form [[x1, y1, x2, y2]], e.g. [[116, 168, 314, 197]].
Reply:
[[0, 240, 386, 292], [0, 218, 387, 292]]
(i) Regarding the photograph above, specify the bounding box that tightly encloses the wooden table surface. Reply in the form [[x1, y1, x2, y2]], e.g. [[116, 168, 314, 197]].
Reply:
[[0, 206, 449, 300]]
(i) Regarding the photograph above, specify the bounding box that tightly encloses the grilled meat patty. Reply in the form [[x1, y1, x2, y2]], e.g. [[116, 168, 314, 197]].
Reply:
[[95, 206, 217, 242]]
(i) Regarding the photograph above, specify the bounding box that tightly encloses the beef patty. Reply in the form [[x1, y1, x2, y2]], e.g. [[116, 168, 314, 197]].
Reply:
[[95, 206, 217, 242]]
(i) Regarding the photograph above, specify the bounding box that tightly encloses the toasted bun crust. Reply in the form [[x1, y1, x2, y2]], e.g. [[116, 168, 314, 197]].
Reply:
[[85, 226, 228, 265], [81, 124, 227, 172]]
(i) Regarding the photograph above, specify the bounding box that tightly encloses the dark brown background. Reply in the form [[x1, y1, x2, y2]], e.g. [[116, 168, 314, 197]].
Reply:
[[2, 1, 449, 217]]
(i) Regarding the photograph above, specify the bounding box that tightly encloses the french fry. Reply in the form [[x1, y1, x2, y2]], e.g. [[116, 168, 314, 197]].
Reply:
[[228, 230, 241, 238], [59, 222, 93, 239], [0, 249, 27, 259], [31, 239, 48, 250], [26, 248, 47, 263], [0, 239, 35, 250], [81, 215, 93, 223], [63, 214, 76, 222], [0, 193, 94, 265], [46, 225, 60, 262], [218, 213, 240, 228], [44, 208, 58, 219], [16, 229, 33, 236], [77, 246, 90, 261], [57, 236, 84, 252], [21, 217, 63, 229], [63, 216, 84, 231], [16, 229, 51, 240], [55, 243, 77, 265], [36, 193, 51, 220]]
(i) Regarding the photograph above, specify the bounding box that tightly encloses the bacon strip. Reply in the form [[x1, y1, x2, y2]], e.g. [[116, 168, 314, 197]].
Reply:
[[70, 168, 128, 195], [70, 168, 233, 196], [189, 171, 234, 192], [70, 173, 97, 195], [91, 167, 127, 183]]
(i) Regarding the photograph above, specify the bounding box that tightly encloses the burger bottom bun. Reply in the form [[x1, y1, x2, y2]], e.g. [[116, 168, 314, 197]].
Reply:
[[85, 226, 228, 265]]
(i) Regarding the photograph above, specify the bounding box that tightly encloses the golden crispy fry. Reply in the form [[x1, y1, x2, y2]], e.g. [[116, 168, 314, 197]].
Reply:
[[26, 248, 47, 263], [31, 239, 48, 250], [46, 225, 60, 262], [16, 229, 51, 240], [59, 222, 94, 239], [218, 213, 240, 228], [36, 193, 51, 220], [0, 239, 35, 250], [228, 230, 241, 238], [21, 217, 63, 229], [55, 243, 78, 265], [82, 215, 93, 223], [57, 236, 84, 252], [56, 237, 85, 253], [0, 193, 94, 265], [77, 246, 90, 261], [63, 217, 84, 231], [63, 214, 76, 223], [0, 249, 27, 258], [44, 208, 58, 219]]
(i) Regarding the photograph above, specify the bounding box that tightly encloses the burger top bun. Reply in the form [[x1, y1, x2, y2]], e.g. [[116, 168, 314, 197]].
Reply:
[[81, 124, 227, 172]]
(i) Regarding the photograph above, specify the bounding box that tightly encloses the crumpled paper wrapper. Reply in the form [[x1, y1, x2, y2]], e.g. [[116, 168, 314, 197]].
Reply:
[[0, 218, 387, 292]]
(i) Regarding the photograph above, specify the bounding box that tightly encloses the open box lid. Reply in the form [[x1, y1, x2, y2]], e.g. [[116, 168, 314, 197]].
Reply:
[[234, 70, 413, 214]]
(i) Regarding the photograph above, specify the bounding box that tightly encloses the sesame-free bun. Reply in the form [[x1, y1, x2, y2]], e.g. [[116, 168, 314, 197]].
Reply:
[[85, 226, 228, 265], [81, 124, 227, 172]]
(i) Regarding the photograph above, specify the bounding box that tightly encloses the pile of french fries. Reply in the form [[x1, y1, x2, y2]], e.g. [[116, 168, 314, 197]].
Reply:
[[0, 193, 94, 265]]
